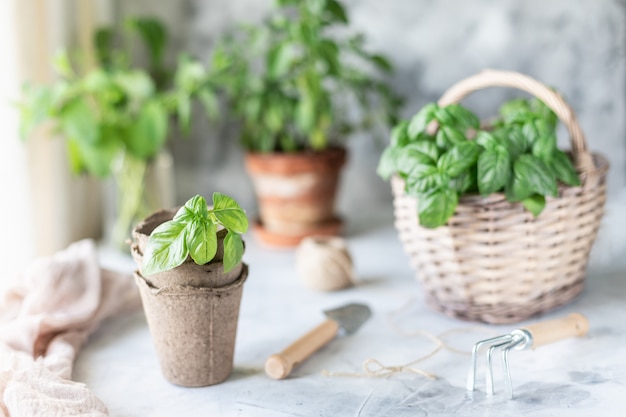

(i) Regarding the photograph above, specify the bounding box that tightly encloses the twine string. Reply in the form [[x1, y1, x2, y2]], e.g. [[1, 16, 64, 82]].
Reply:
[[322, 297, 495, 379]]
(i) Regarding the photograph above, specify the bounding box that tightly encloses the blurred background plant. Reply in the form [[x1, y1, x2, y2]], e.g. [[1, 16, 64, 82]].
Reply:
[[18, 16, 219, 249], [212, 0, 403, 153]]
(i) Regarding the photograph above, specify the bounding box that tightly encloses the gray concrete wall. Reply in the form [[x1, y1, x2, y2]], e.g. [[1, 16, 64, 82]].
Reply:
[[118, 0, 626, 223]]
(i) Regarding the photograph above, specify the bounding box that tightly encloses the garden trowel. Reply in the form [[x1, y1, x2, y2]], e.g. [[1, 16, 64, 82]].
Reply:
[[264, 302, 371, 379]]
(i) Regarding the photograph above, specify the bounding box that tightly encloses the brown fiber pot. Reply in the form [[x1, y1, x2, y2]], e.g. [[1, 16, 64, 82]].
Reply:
[[131, 209, 248, 387], [244, 146, 346, 247], [134, 265, 248, 387]]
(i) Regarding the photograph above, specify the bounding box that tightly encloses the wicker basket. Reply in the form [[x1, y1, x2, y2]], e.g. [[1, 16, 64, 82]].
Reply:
[[392, 70, 609, 324]]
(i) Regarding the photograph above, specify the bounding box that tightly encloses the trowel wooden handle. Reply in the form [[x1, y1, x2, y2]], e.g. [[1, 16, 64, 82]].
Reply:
[[265, 319, 340, 379], [523, 313, 589, 348]]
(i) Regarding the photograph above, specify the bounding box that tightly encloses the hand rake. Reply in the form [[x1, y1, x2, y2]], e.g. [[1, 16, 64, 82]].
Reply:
[[467, 313, 589, 399]]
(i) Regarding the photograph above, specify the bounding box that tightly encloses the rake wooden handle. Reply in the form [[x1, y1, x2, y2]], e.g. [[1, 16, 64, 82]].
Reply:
[[522, 313, 589, 349], [265, 319, 340, 379]]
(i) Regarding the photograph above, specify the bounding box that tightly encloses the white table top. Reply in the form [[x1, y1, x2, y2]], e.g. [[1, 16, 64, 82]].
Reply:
[[77, 212, 626, 416]]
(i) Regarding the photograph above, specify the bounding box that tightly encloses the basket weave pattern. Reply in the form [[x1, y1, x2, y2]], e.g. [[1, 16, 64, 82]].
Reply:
[[392, 70, 609, 324]]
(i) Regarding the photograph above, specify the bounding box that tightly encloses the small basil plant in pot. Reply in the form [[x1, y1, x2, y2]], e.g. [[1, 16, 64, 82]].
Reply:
[[142, 193, 248, 277], [212, 0, 402, 247], [132, 193, 250, 387], [378, 97, 581, 227]]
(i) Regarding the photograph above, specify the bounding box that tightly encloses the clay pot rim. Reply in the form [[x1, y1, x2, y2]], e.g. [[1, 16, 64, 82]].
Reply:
[[253, 217, 343, 248], [134, 264, 249, 295], [244, 146, 347, 175]]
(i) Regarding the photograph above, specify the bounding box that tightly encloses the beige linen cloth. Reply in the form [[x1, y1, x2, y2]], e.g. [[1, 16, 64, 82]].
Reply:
[[0, 239, 141, 416]]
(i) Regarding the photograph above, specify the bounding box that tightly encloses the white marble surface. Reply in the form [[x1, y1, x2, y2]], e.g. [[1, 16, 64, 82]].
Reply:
[[78, 212, 626, 416]]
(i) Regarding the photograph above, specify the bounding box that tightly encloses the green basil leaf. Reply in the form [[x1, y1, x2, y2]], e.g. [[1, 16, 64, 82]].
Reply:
[[499, 98, 531, 122], [370, 54, 393, 73], [522, 194, 546, 217], [325, 0, 349, 23], [522, 120, 540, 145], [142, 220, 188, 276], [60, 98, 98, 144], [66, 134, 120, 178], [405, 164, 440, 194], [445, 103, 480, 129], [449, 170, 475, 193], [530, 97, 558, 129], [125, 17, 167, 70], [187, 218, 217, 265], [223, 231, 244, 273], [174, 194, 209, 223], [83, 69, 112, 92], [437, 141, 481, 177], [212, 192, 249, 233], [296, 95, 315, 133], [403, 140, 439, 161], [549, 151, 581, 186], [434, 106, 455, 126], [441, 126, 467, 146], [417, 188, 458, 228], [503, 127, 528, 158], [377, 146, 401, 180], [408, 103, 438, 139], [126, 101, 167, 159], [396, 147, 435, 175], [475, 131, 499, 151], [114, 70, 155, 100], [390, 121, 409, 147], [318, 40, 339, 74], [477, 147, 511, 196], [514, 155, 558, 197], [268, 41, 295, 78], [506, 173, 533, 202], [531, 133, 557, 161]]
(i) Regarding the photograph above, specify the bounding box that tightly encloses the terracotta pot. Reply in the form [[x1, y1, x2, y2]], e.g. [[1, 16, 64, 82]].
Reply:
[[245, 146, 347, 247]]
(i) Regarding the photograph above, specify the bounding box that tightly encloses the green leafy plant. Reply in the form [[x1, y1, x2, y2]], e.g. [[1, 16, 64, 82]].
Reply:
[[19, 16, 217, 178], [212, 0, 401, 152], [142, 193, 249, 275], [18, 17, 219, 247], [378, 97, 581, 228]]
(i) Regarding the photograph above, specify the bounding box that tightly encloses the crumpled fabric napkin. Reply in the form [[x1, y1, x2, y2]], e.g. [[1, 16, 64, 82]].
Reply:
[[0, 239, 140, 416]]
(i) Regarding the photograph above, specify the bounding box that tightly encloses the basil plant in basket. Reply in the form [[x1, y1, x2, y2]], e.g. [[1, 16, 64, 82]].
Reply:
[[18, 17, 219, 249], [378, 97, 581, 228], [142, 193, 249, 275]]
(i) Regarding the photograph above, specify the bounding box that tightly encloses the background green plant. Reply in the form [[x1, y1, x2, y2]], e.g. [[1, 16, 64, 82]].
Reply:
[[378, 97, 581, 228], [18, 17, 220, 248], [212, 0, 402, 153], [142, 193, 248, 275], [19, 16, 218, 178]]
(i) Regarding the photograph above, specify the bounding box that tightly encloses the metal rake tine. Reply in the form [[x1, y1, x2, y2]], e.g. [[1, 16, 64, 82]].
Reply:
[[486, 339, 515, 395], [502, 337, 526, 399], [466, 334, 512, 392]]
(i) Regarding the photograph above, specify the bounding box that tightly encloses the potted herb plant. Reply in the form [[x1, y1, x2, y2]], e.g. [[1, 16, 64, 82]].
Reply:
[[18, 17, 219, 249], [131, 192, 249, 387], [377, 69, 608, 323], [213, 0, 401, 247]]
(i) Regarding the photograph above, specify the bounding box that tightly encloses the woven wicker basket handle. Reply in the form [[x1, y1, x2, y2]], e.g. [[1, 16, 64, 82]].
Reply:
[[438, 69, 595, 174]]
